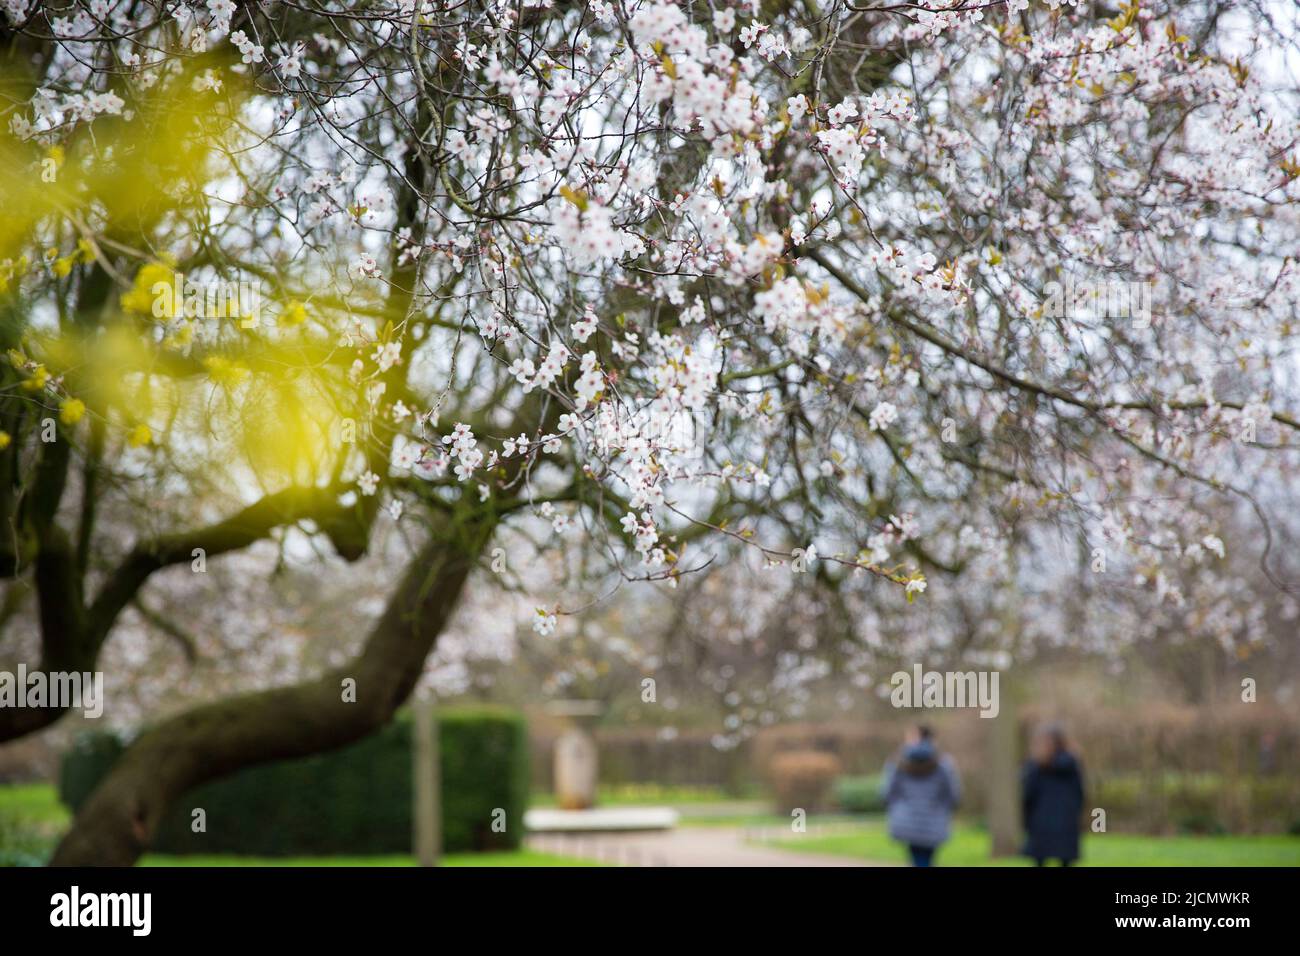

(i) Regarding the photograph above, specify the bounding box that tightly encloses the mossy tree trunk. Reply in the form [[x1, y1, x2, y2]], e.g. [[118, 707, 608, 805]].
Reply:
[[49, 515, 490, 866]]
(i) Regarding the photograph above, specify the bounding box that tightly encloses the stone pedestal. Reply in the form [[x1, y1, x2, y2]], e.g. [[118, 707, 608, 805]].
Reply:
[[548, 700, 603, 810], [555, 728, 598, 810]]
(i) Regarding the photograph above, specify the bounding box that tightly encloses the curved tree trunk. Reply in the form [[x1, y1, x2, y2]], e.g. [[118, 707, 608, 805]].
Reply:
[[50, 516, 490, 866], [0, 484, 360, 745]]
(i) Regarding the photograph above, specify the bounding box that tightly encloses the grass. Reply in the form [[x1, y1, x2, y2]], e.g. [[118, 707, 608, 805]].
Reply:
[[0, 783, 601, 867], [768, 818, 1300, 867], [7, 780, 1298, 867], [0, 781, 70, 826], [680, 811, 860, 828], [0, 781, 72, 865]]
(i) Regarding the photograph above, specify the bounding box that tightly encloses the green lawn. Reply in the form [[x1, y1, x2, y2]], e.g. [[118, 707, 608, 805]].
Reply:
[[770, 818, 1300, 867], [8, 780, 1299, 867], [0, 781, 71, 865], [0, 781, 69, 826], [0, 783, 601, 867]]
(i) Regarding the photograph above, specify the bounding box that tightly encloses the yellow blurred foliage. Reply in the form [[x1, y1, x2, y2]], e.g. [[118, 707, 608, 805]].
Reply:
[[0, 58, 365, 493], [0, 56, 245, 273]]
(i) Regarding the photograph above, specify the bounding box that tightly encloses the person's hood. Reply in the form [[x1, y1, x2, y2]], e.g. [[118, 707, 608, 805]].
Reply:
[[1043, 750, 1078, 774], [901, 740, 939, 775]]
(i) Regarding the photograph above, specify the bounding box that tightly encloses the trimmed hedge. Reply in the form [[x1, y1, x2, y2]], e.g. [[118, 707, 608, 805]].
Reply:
[[833, 774, 887, 814], [60, 706, 529, 855], [59, 731, 127, 814], [440, 706, 531, 852]]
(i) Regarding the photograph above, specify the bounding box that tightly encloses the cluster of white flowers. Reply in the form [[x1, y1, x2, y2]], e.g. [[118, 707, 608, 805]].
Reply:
[[351, 253, 381, 278], [231, 31, 264, 65], [552, 199, 640, 267], [1, 1, 28, 26], [753, 278, 806, 334], [573, 352, 605, 409], [370, 341, 402, 373], [867, 401, 898, 432], [816, 128, 869, 184], [276, 43, 304, 79], [206, 0, 235, 35], [442, 423, 484, 481], [863, 513, 922, 567], [648, 332, 718, 414], [12, 86, 125, 138], [572, 308, 598, 342], [620, 511, 664, 567], [630, 2, 763, 145], [726, 233, 783, 282]]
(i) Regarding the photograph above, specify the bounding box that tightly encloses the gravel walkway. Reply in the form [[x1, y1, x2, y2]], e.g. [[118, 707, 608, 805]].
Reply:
[[526, 825, 882, 867]]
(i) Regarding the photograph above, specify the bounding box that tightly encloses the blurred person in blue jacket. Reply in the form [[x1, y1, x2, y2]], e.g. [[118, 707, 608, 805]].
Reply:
[[882, 725, 962, 866]]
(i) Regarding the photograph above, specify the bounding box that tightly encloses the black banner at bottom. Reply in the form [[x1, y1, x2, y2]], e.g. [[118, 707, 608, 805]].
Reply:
[[0, 865, 1287, 941]]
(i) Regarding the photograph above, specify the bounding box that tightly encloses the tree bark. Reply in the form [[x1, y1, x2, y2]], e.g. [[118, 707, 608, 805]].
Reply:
[[0, 485, 360, 744], [49, 513, 490, 866], [985, 676, 1021, 857], [412, 698, 440, 867]]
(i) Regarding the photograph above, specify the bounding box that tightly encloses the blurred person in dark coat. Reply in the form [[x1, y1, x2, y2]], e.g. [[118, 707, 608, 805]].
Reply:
[[882, 725, 961, 867], [1022, 723, 1085, 866]]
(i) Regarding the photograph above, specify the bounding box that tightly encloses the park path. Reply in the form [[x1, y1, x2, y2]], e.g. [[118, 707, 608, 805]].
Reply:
[[526, 825, 883, 867]]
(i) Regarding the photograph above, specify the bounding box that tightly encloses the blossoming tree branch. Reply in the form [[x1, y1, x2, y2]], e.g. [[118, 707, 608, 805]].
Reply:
[[0, 0, 1295, 863]]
